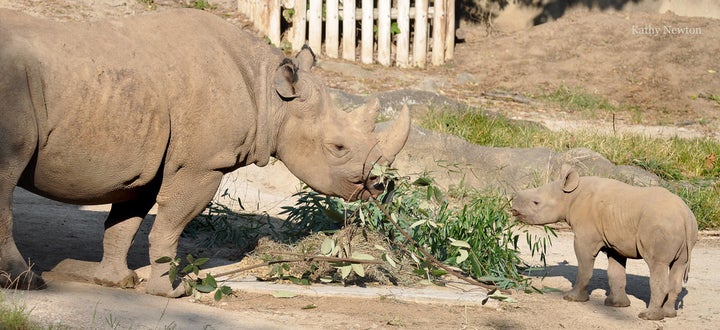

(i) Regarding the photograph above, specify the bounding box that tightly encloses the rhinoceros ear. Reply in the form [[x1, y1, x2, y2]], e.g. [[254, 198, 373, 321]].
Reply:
[[561, 165, 579, 193], [274, 58, 299, 99], [296, 45, 317, 71]]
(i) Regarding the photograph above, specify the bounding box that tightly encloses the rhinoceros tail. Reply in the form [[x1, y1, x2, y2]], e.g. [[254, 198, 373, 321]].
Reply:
[[683, 209, 698, 283]]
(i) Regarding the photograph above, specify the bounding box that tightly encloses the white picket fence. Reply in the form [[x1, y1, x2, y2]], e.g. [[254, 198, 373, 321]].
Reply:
[[237, 0, 456, 68]]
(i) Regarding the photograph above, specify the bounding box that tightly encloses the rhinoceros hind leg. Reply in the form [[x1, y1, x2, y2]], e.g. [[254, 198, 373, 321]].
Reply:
[[640, 260, 671, 320], [661, 259, 688, 318], [94, 197, 155, 288]]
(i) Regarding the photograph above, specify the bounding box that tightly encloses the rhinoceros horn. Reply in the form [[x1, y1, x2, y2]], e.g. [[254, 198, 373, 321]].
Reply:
[[349, 98, 381, 134], [377, 104, 411, 162]]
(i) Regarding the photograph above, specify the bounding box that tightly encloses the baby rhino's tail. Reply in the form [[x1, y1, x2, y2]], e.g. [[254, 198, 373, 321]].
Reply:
[[683, 208, 699, 283]]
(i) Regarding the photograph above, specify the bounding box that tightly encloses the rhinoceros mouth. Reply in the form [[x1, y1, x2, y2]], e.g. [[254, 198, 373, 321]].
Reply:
[[510, 209, 526, 221], [346, 175, 385, 201]]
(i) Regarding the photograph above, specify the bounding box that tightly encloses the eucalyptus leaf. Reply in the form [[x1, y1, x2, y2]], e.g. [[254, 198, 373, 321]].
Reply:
[[321, 238, 335, 255], [155, 256, 172, 264], [181, 264, 195, 274], [272, 291, 297, 298], [203, 274, 217, 288], [350, 252, 375, 260], [383, 253, 397, 268], [194, 284, 215, 293], [410, 219, 426, 229], [194, 257, 210, 267], [351, 263, 365, 277], [449, 238, 472, 249], [339, 265, 352, 279], [456, 249, 469, 263]]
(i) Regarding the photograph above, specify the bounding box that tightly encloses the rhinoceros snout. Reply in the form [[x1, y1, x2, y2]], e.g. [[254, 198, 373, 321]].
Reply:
[[347, 175, 388, 201], [510, 208, 525, 221], [366, 175, 385, 191]]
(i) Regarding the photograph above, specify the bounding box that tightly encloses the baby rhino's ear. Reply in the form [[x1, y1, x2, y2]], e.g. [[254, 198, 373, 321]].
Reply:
[[561, 165, 579, 193]]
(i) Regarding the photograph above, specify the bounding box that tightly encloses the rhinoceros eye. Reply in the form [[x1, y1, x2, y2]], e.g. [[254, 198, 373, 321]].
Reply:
[[325, 143, 350, 158]]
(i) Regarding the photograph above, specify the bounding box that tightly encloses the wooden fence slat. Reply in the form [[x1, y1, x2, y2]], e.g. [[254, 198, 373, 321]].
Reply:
[[326, 0, 339, 58], [432, 0, 446, 66], [413, 0, 428, 68], [377, 0, 391, 66], [361, 0, 374, 64], [396, 0, 410, 68], [445, 0, 455, 60], [268, 0, 281, 47], [308, 0, 323, 54], [238, 0, 455, 67], [290, 0, 307, 51], [342, 0, 356, 61]]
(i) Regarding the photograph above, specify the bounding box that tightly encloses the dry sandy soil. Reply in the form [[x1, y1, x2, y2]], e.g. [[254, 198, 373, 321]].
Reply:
[[1, 0, 719, 329]]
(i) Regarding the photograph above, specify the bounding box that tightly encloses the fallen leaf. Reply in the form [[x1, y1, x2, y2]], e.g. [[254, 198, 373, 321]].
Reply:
[[272, 291, 297, 298]]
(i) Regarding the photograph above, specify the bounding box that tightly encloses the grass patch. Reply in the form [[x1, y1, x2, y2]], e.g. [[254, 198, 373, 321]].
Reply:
[[676, 183, 720, 230], [420, 106, 720, 229], [0, 293, 41, 329], [538, 84, 615, 117]]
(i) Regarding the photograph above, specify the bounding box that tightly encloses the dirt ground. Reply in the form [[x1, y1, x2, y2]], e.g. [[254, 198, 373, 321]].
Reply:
[[1, 0, 719, 329]]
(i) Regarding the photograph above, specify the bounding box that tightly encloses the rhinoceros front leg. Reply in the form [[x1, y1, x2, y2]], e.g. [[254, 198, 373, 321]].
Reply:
[[0, 194, 45, 289], [604, 250, 631, 307], [93, 197, 157, 288], [564, 238, 600, 302], [145, 170, 223, 297], [0, 103, 44, 290]]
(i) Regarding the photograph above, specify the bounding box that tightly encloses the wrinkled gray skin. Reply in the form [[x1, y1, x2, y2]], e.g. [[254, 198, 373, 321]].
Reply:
[[0, 9, 410, 297], [511, 166, 698, 320]]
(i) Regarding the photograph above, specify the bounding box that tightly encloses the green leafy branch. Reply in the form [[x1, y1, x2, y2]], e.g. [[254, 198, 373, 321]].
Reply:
[[155, 254, 232, 301]]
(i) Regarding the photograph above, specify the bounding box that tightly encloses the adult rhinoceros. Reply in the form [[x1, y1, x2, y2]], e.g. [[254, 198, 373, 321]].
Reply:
[[0, 8, 410, 297]]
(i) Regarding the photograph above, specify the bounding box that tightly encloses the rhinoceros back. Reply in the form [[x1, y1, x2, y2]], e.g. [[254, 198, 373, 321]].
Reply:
[[1, 9, 276, 204]]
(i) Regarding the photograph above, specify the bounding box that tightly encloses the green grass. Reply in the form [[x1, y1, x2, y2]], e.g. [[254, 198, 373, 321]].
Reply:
[[538, 84, 616, 117], [0, 293, 40, 329], [420, 106, 720, 229]]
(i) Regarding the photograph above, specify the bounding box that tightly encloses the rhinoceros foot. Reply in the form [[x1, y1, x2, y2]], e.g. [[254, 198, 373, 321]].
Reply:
[[94, 268, 139, 289], [48, 259, 137, 288], [563, 289, 589, 302], [604, 294, 631, 307], [663, 307, 678, 318], [639, 308, 665, 320], [0, 269, 45, 290], [145, 275, 189, 298]]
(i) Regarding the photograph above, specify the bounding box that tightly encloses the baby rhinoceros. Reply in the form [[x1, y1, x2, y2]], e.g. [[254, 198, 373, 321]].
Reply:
[[511, 166, 698, 320]]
